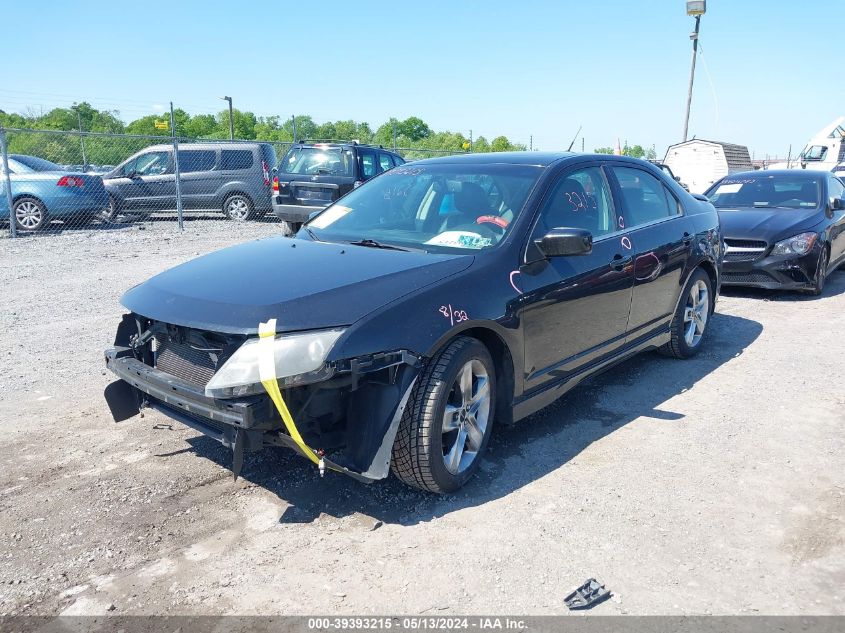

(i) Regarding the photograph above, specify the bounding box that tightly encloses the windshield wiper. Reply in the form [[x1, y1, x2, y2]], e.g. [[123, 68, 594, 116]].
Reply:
[[346, 239, 414, 252]]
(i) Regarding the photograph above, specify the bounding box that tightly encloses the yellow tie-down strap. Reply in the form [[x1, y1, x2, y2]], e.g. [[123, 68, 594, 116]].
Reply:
[[258, 318, 325, 470]]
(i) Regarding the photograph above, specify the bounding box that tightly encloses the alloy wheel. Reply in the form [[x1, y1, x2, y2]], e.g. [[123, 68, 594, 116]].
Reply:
[[226, 197, 250, 221], [683, 279, 709, 348], [15, 200, 43, 230], [441, 359, 491, 475]]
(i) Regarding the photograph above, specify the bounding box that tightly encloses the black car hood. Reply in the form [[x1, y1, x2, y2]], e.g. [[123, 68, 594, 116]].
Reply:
[[122, 237, 472, 334], [718, 207, 825, 241]]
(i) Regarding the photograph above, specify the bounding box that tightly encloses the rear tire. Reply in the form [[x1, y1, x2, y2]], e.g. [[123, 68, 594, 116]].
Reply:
[[13, 197, 48, 231], [659, 267, 713, 359], [391, 337, 495, 493], [223, 194, 254, 221]]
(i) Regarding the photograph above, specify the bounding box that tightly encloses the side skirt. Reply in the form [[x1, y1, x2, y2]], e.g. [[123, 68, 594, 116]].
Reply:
[[512, 327, 671, 423]]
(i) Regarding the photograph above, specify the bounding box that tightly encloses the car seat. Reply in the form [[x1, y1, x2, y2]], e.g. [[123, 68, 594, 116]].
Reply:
[[438, 181, 490, 231]]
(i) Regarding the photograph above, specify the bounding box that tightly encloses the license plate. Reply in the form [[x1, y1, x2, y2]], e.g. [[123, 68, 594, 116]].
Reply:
[[298, 188, 329, 200]]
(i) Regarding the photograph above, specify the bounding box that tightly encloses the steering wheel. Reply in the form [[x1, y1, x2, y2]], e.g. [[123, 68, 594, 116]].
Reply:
[[476, 215, 509, 234]]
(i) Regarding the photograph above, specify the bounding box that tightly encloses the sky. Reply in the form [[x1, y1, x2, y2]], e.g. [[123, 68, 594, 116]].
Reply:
[[2, 0, 842, 158]]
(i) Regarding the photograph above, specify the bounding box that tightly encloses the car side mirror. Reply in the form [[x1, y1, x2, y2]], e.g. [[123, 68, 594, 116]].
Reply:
[[307, 210, 321, 221], [674, 176, 682, 182], [534, 228, 593, 258], [832, 197, 845, 210]]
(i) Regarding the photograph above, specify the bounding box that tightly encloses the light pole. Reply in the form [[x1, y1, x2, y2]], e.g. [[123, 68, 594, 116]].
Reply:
[[682, 1, 706, 142], [220, 96, 234, 140]]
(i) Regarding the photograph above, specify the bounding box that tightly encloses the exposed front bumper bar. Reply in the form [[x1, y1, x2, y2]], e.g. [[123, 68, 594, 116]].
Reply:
[[104, 350, 270, 429]]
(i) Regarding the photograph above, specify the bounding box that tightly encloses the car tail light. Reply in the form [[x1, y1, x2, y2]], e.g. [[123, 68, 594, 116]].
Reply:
[[272, 175, 279, 192], [353, 180, 363, 188], [261, 160, 270, 186], [57, 176, 84, 187]]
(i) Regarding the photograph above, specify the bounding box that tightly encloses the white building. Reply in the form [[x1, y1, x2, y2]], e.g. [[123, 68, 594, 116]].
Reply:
[[663, 139, 753, 194]]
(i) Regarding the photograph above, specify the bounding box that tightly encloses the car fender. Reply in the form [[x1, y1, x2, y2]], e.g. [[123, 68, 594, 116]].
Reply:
[[329, 255, 524, 399]]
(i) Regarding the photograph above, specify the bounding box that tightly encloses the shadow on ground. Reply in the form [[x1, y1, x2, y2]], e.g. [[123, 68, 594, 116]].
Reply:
[[181, 310, 762, 527]]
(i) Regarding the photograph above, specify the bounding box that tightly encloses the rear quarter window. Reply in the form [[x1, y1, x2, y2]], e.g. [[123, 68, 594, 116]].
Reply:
[[221, 150, 253, 170]]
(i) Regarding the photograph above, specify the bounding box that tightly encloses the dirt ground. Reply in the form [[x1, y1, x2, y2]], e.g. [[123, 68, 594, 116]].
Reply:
[[0, 220, 843, 616]]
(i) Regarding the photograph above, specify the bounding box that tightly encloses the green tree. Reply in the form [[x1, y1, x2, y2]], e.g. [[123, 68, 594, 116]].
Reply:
[[398, 116, 431, 142]]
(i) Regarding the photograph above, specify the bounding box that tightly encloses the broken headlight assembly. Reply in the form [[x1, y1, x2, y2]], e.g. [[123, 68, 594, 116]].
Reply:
[[770, 232, 818, 257], [204, 328, 345, 398]]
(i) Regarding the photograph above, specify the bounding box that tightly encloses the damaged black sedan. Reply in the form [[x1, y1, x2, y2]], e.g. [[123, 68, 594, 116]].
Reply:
[[105, 153, 722, 493]]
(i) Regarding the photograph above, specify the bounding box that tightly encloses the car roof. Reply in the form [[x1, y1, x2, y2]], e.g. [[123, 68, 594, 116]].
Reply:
[[141, 142, 269, 152], [290, 141, 400, 153], [725, 169, 826, 180], [411, 151, 663, 168]]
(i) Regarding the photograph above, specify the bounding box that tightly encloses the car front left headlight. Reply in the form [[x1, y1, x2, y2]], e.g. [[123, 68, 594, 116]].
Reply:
[[205, 328, 345, 398], [770, 232, 818, 257]]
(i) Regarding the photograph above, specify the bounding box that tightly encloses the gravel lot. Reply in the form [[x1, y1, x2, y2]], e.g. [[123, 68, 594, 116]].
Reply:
[[0, 220, 843, 616]]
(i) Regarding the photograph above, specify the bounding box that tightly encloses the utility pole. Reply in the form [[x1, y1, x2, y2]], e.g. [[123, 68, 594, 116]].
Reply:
[[682, 1, 706, 141], [392, 120, 397, 150], [220, 96, 234, 140], [170, 102, 184, 231], [291, 115, 297, 143], [469, 129, 473, 153], [529, 135, 533, 151], [76, 110, 87, 171]]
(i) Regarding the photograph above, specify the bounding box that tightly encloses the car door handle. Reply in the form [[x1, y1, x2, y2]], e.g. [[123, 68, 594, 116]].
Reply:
[[611, 254, 633, 271], [682, 232, 693, 245]]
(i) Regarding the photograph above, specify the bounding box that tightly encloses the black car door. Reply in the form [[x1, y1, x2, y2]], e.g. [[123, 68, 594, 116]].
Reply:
[[608, 164, 695, 340], [827, 175, 845, 266], [520, 164, 634, 395]]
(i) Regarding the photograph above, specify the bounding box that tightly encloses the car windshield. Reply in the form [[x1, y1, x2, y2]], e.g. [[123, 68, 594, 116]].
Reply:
[[707, 176, 821, 209], [305, 163, 543, 253], [281, 146, 354, 176], [11, 155, 62, 171]]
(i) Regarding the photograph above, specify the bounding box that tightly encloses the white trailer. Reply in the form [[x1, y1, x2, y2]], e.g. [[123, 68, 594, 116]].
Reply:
[[663, 139, 753, 194], [768, 117, 845, 172]]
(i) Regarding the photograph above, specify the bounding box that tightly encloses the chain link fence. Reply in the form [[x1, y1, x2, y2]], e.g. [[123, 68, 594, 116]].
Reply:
[[0, 127, 468, 238]]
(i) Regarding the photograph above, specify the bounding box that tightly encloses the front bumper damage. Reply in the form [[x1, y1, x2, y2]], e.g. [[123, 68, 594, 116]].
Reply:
[[721, 242, 823, 290], [104, 314, 421, 482]]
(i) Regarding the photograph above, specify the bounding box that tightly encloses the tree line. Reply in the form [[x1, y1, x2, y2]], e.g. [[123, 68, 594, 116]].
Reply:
[[0, 102, 660, 165], [0, 102, 527, 166]]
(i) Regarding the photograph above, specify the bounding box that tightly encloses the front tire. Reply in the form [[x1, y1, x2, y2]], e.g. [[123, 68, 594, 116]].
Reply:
[[660, 268, 713, 359], [223, 194, 254, 221], [808, 246, 829, 296], [13, 197, 48, 231], [100, 196, 133, 224], [391, 337, 495, 493]]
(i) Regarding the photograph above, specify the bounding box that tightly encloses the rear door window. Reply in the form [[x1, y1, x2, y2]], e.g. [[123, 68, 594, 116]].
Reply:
[[177, 150, 216, 173], [359, 150, 378, 178], [612, 166, 678, 227], [221, 149, 253, 170], [379, 153, 394, 171]]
